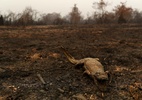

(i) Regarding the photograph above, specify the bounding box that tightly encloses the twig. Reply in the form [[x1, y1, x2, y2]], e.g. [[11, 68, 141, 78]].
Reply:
[[37, 73, 46, 85], [131, 70, 142, 73]]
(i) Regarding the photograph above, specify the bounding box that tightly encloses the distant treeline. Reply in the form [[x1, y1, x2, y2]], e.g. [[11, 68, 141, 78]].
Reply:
[[0, 1, 142, 26]]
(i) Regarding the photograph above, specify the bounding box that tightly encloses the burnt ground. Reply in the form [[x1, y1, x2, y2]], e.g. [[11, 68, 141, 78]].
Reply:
[[0, 24, 142, 100]]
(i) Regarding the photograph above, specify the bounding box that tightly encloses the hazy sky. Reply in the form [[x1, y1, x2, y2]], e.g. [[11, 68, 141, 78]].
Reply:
[[0, 0, 142, 17]]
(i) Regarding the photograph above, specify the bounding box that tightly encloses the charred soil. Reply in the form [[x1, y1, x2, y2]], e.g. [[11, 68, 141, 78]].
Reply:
[[0, 25, 142, 100]]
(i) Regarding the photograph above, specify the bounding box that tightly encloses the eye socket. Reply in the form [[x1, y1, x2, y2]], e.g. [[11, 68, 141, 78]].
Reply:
[[96, 72, 100, 75]]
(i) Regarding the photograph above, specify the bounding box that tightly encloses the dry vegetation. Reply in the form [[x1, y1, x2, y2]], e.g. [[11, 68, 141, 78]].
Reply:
[[0, 24, 142, 100]]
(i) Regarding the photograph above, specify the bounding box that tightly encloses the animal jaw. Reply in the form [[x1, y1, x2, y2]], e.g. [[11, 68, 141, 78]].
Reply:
[[94, 71, 108, 81], [60, 47, 108, 81]]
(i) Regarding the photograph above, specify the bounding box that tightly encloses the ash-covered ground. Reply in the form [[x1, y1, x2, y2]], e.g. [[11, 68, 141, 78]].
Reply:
[[0, 25, 142, 100]]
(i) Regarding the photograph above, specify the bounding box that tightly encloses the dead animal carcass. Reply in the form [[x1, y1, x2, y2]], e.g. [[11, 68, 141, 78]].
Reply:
[[61, 47, 108, 81]]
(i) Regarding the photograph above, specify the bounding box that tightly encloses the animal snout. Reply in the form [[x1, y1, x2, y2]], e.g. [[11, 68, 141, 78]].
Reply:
[[100, 76, 108, 80], [96, 73, 108, 80]]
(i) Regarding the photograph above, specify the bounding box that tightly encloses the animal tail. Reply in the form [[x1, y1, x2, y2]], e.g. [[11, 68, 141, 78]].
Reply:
[[60, 46, 78, 64]]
